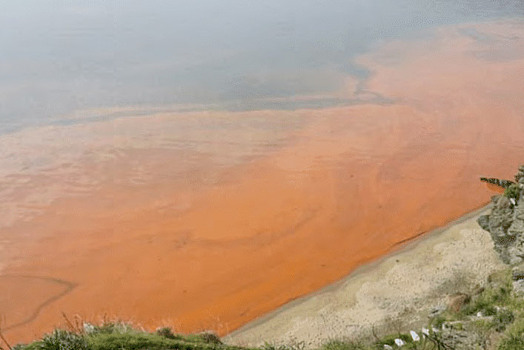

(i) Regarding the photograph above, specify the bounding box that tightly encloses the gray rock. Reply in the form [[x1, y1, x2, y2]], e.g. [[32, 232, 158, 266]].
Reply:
[[480, 177, 514, 188], [477, 215, 490, 232], [515, 165, 524, 183], [441, 325, 486, 350], [513, 280, 524, 296], [509, 216, 524, 236], [508, 254, 523, 266], [512, 269, 524, 281], [428, 305, 446, 318], [498, 195, 510, 207], [477, 166, 524, 265], [491, 195, 502, 204]]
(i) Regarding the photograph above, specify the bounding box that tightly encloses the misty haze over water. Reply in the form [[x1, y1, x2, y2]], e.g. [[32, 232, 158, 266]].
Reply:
[[1, 0, 523, 134]]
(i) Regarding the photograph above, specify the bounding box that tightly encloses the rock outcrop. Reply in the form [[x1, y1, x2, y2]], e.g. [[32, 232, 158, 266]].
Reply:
[[512, 263, 524, 296], [446, 293, 471, 312], [440, 324, 486, 350], [480, 177, 514, 188], [515, 165, 524, 184], [478, 165, 524, 265]]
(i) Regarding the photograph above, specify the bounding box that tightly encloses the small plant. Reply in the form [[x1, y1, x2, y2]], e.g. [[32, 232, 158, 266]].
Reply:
[[493, 309, 515, 332], [155, 327, 176, 339], [376, 333, 412, 348], [432, 315, 447, 329], [504, 184, 521, 202], [261, 342, 291, 350], [198, 332, 222, 345], [321, 339, 366, 350], [461, 277, 512, 318], [37, 330, 88, 350]]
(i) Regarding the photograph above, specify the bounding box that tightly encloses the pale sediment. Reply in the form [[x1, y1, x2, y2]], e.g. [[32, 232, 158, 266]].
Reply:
[[225, 208, 505, 348]]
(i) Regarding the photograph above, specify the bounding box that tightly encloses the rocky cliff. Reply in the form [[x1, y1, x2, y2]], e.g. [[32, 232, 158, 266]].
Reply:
[[478, 165, 524, 265]]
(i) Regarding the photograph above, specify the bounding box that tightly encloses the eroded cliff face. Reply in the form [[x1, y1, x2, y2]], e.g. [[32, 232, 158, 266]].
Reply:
[[478, 165, 524, 265]]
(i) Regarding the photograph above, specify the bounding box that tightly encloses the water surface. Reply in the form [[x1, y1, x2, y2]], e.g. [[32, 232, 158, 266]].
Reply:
[[1, 0, 523, 132], [0, 1, 524, 343]]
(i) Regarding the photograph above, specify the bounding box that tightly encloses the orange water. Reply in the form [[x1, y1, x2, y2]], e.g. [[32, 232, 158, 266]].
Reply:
[[1, 20, 523, 343]]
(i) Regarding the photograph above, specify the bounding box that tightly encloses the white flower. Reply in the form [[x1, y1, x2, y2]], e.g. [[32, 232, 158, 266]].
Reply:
[[384, 345, 394, 350], [421, 327, 430, 336], [510, 198, 516, 205], [477, 311, 483, 317], [410, 330, 420, 342], [394, 338, 405, 347], [83, 322, 95, 334], [432, 327, 440, 333]]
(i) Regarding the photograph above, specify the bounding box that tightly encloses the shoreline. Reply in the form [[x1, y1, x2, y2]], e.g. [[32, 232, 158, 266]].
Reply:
[[2, 18, 524, 343], [225, 204, 505, 348]]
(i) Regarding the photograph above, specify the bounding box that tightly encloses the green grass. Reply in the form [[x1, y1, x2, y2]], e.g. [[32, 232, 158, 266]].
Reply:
[[498, 319, 524, 350], [9, 267, 524, 350], [14, 323, 250, 350], [318, 339, 367, 350], [461, 270, 512, 316]]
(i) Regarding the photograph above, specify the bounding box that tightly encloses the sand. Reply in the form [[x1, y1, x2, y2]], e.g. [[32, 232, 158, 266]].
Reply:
[[225, 207, 506, 348], [0, 19, 523, 344]]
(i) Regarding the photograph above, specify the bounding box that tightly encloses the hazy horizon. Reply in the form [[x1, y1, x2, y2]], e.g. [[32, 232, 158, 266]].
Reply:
[[1, 0, 523, 134]]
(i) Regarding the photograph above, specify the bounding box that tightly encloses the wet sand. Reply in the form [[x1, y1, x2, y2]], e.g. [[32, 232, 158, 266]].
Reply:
[[225, 208, 506, 348], [1, 19, 524, 343]]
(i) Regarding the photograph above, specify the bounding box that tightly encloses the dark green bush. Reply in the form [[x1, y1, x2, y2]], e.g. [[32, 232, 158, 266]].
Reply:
[[156, 327, 177, 339], [198, 332, 222, 345], [493, 309, 515, 332]]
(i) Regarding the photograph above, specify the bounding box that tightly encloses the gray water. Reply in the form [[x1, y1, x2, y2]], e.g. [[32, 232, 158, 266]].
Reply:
[[1, 0, 523, 134]]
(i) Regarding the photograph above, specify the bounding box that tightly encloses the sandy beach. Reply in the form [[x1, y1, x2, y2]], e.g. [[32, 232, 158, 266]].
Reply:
[[225, 207, 506, 348]]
